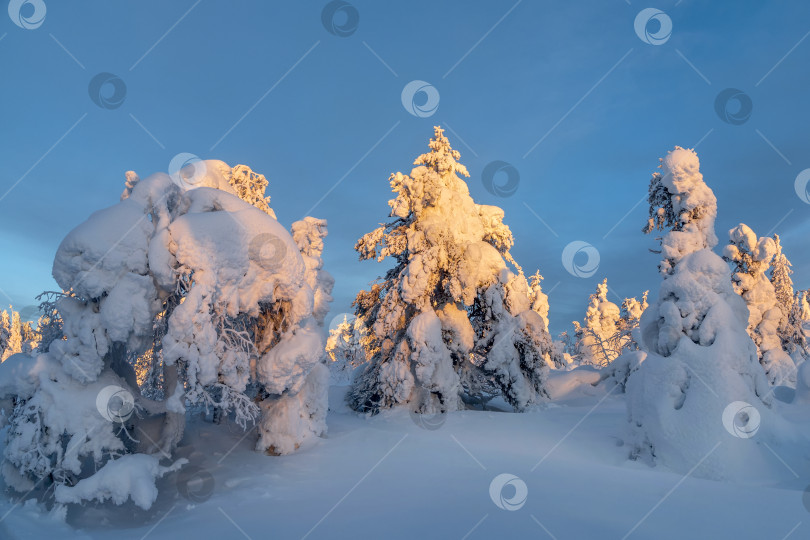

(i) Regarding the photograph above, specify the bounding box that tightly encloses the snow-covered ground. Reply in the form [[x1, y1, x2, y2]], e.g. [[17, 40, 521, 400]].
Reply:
[[3, 374, 808, 540]]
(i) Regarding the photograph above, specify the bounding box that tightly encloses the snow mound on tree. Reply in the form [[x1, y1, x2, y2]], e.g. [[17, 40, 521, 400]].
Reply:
[[3, 159, 332, 511], [54, 454, 185, 510], [723, 223, 796, 386], [628, 147, 777, 481]]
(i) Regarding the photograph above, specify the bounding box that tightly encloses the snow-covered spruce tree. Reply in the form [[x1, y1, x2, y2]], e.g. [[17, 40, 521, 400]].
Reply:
[[325, 315, 366, 383], [0, 160, 330, 509], [770, 235, 794, 318], [528, 271, 551, 330], [723, 224, 796, 386], [571, 279, 622, 366], [800, 290, 810, 321], [784, 290, 810, 364], [769, 235, 807, 362], [593, 292, 648, 391], [1, 310, 22, 361], [292, 216, 335, 329], [0, 307, 38, 361], [618, 291, 648, 349], [31, 291, 66, 355], [0, 310, 8, 357], [549, 332, 575, 370], [626, 147, 772, 479], [255, 215, 335, 455], [348, 127, 553, 414]]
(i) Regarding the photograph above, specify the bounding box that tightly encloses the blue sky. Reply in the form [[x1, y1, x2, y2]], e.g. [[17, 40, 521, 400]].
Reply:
[[1, 0, 809, 334]]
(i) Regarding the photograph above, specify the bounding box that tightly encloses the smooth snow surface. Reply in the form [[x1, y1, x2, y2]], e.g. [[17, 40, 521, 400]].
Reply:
[[2, 380, 809, 540]]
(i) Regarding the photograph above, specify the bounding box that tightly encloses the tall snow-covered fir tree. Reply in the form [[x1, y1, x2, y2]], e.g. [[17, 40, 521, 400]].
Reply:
[[768, 235, 807, 362], [784, 289, 810, 364], [291, 216, 335, 329], [571, 279, 622, 366], [0, 160, 332, 510], [799, 290, 810, 321], [348, 126, 553, 414], [627, 147, 772, 479], [723, 224, 796, 386], [770, 234, 794, 316]]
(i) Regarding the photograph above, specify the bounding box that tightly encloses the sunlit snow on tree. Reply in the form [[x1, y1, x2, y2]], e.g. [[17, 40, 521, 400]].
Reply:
[[348, 127, 554, 414]]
